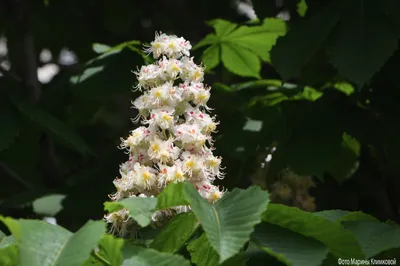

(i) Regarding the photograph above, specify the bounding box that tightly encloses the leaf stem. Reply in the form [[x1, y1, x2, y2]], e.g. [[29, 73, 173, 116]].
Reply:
[[92, 250, 112, 266]]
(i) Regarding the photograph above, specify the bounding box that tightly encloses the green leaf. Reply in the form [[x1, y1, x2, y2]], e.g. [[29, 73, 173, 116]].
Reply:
[[189, 234, 219, 266], [343, 220, 400, 258], [184, 184, 269, 263], [11, 98, 93, 155], [98, 234, 124, 266], [231, 79, 283, 91], [104, 201, 124, 213], [252, 223, 328, 266], [271, 0, 343, 80], [32, 194, 66, 216], [297, 0, 308, 17], [197, 18, 286, 77], [187, 233, 219, 266], [193, 34, 219, 50], [267, 101, 360, 181], [314, 210, 379, 223], [122, 245, 190, 266], [223, 18, 286, 62], [202, 45, 220, 71], [0, 217, 106, 266], [92, 43, 111, 54], [156, 182, 188, 210], [262, 204, 365, 258], [221, 43, 261, 78], [150, 213, 198, 253], [187, 233, 247, 266], [0, 235, 18, 266], [327, 0, 400, 86], [333, 82, 355, 96], [70, 66, 105, 84], [108, 197, 158, 227], [326, 133, 360, 182], [208, 19, 238, 37]]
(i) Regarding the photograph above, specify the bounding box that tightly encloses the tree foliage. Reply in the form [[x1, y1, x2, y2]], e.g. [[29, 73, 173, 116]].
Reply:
[[1, 0, 400, 265]]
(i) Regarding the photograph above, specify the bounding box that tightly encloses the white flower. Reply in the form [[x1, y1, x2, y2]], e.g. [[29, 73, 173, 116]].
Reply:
[[131, 163, 158, 191], [106, 32, 225, 236], [144, 32, 192, 59], [144, 106, 176, 130], [119, 127, 150, 151], [103, 209, 132, 236], [148, 136, 180, 164], [157, 161, 186, 187]]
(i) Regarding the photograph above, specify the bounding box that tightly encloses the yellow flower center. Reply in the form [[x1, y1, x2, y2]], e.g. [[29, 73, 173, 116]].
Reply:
[[211, 192, 221, 202], [172, 64, 180, 72], [209, 160, 217, 167], [185, 160, 195, 169], [198, 94, 207, 102], [163, 114, 172, 121], [142, 172, 151, 181], [193, 71, 201, 79], [175, 171, 184, 181], [151, 144, 160, 152]]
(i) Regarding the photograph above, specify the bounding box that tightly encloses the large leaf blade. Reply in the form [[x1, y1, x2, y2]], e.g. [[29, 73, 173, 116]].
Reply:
[[184, 183, 269, 263], [122, 245, 190, 266], [221, 43, 261, 78], [343, 220, 400, 258], [0, 217, 106, 266], [252, 223, 328, 266], [262, 204, 365, 258], [150, 212, 198, 253]]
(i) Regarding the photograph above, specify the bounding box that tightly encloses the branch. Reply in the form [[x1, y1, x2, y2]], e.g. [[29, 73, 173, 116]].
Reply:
[[0, 63, 22, 82], [8, 0, 41, 103], [7, 0, 62, 186], [0, 162, 35, 191]]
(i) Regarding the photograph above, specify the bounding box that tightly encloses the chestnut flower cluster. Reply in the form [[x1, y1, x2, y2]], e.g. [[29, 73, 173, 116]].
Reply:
[[104, 32, 225, 236]]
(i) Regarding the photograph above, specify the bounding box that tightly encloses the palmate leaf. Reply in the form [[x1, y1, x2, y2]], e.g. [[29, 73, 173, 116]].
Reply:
[[327, 0, 400, 86], [10, 98, 93, 155], [221, 43, 261, 78], [184, 183, 269, 263], [262, 204, 364, 258], [252, 223, 328, 266], [343, 220, 400, 258], [271, 0, 400, 86], [0, 217, 106, 266], [195, 18, 286, 78], [266, 100, 360, 181], [122, 245, 190, 266], [271, 0, 343, 81], [150, 212, 198, 253], [202, 45, 220, 71]]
